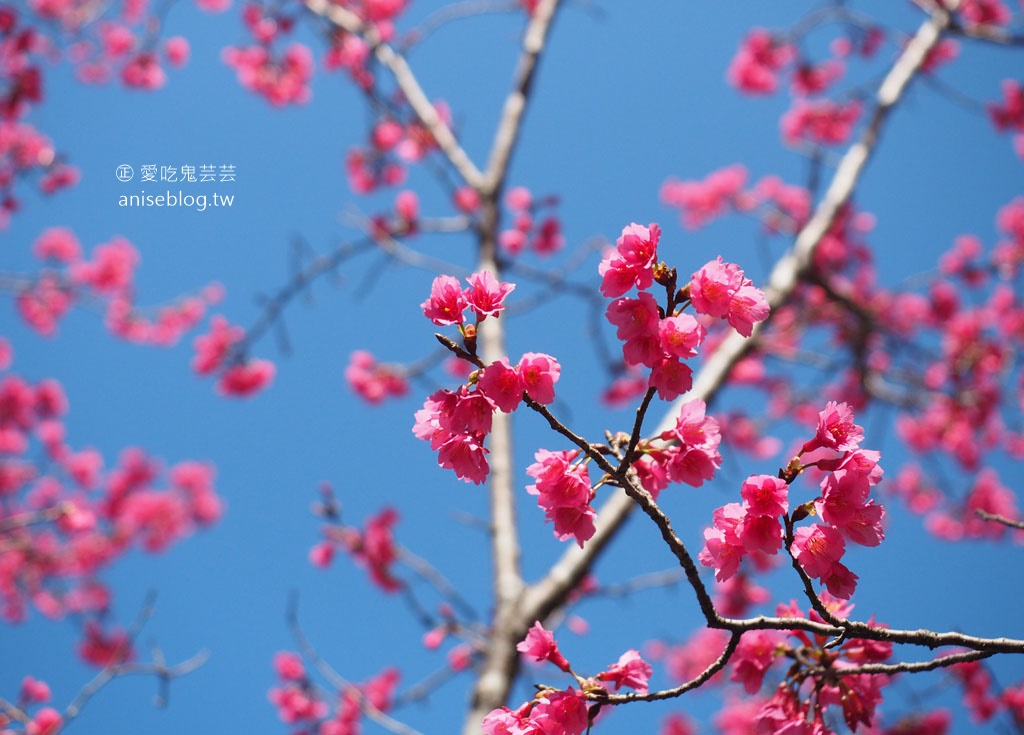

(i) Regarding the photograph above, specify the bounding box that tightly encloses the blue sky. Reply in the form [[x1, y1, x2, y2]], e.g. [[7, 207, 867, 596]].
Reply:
[[2, 2, 1024, 734]]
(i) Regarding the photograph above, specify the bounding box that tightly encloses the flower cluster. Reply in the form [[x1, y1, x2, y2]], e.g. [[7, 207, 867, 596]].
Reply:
[[19, 229, 217, 343], [191, 315, 276, 398], [659, 166, 750, 230], [601, 223, 769, 403], [499, 186, 565, 256], [750, 598, 893, 734], [525, 450, 595, 547], [14, 228, 267, 397], [346, 103, 451, 193], [633, 399, 723, 498], [0, 342, 220, 664], [422, 271, 516, 326], [484, 622, 651, 735], [699, 402, 884, 599], [781, 99, 862, 147], [414, 350, 560, 485], [268, 650, 400, 735], [988, 79, 1024, 160], [414, 271, 562, 485], [656, 596, 896, 733], [344, 350, 409, 404], [727, 29, 795, 95], [689, 257, 771, 337], [310, 505, 402, 593]]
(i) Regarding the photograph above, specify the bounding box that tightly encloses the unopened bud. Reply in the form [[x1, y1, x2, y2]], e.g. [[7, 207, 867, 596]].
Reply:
[[653, 262, 676, 287]]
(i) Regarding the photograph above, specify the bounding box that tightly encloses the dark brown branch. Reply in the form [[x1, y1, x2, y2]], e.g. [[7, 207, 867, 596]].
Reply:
[[975, 509, 1024, 531], [599, 632, 741, 705]]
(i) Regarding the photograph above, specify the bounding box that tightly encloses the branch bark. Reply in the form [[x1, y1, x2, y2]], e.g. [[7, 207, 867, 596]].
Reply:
[[303, 0, 485, 189]]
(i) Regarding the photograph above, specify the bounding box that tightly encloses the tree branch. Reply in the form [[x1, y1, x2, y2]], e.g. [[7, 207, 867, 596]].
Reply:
[[481, 0, 563, 196], [975, 509, 1024, 531], [303, 0, 485, 189]]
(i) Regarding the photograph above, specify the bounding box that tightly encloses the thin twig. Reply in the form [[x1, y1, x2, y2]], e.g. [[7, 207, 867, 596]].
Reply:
[[975, 509, 1024, 531], [286, 595, 428, 735]]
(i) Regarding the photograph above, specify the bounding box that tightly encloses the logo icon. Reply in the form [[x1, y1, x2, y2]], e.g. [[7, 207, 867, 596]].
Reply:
[[116, 164, 134, 182]]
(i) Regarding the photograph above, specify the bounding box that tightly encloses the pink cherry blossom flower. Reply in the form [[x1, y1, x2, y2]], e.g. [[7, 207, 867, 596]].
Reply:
[[699, 503, 746, 582], [518, 352, 560, 404], [531, 216, 564, 255], [817, 563, 859, 600], [781, 99, 862, 146], [78, 621, 132, 667], [661, 713, 697, 735], [32, 227, 81, 262], [273, 651, 305, 681], [421, 274, 468, 326], [660, 166, 748, 229], [658, 314, 704, 358], [482, 705, 530, 735], [27, 707, 62, 735], [597, 649, 652, 694], [727, 29, 793, 94], [499, 228, 527, 255], [689, 258, 770, 336], [436, 433, 489, 484], [309, 541, 335, 568], [660, 399, 723, 487], [506, 186, 532, 211], [464, 270, 515, 321], [517, 621, 571, 671], [731, 630, 781, 694], [606, 292, 661, 365], [526, 450, 590, 509], [649, 356, 693, 400], [601, 370, 649, 406], [344, 508, 402, 592], [344, 350, 409, 404], [454, 186, 480, 213], [163, 36, 190, 67], [690, 258, 744, 318], [70, 237, 139, 294], [805, 401, 864, 453], [791, 59, 844, 97], [189, 319, 236, 374], [478, 358, 522, 413], [450, 386, 495, 436], [545, 504, 597, 547], [217, 358, 275, 397], [792, 524, 846, 580], [20, 676, 51, 703], [196, 0, 232, 11], [713, 573, 770, 617], [361, 667, 400, 711], [741, 474, 789, 517], [598, 222, 660, 297], [17, 275, 72, 336], [394, 190, 419, 226], [737, 513, 782, 555], [727, 284, 770, 337], [530, 689, 590, 735], [413, 389, 459, 448], [526, 449, 596, 546], [962, 0, 1011, 25], [372, 120, 403, 150]]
